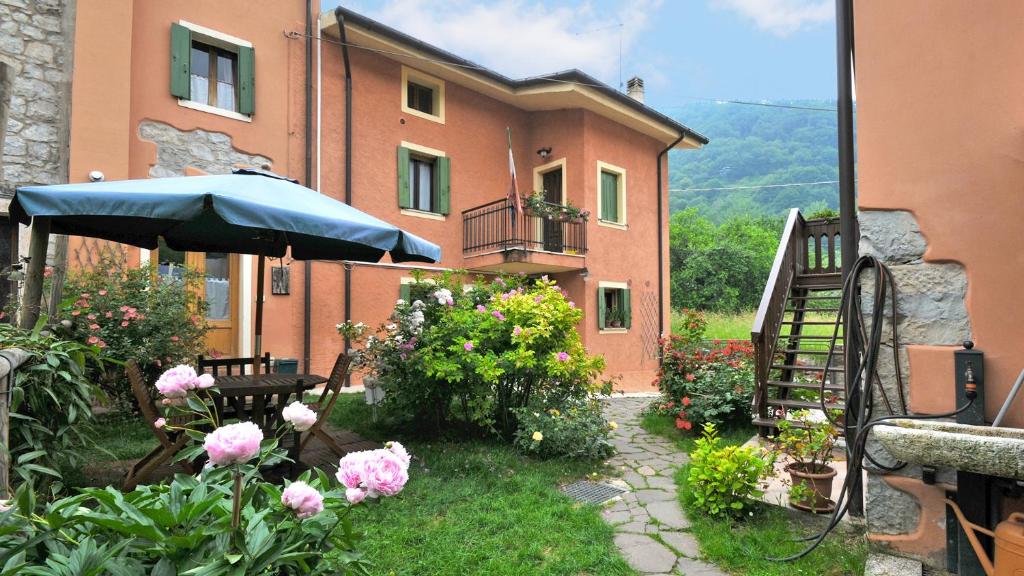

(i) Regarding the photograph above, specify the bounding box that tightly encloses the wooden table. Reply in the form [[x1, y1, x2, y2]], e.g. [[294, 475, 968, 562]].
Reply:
[[211, 373, 327, 463]]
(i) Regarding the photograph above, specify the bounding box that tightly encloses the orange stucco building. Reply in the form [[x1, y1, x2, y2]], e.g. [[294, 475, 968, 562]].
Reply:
[[854, 1, 1024, 568], [4, 1, 706, 390]]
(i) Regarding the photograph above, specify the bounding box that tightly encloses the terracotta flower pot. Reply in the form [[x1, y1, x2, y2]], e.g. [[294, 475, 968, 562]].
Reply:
[[786, 462, 837, 514]]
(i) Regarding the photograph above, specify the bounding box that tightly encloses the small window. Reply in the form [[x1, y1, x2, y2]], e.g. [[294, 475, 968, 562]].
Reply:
[[600, 171, 619, 222], [598, 284, 632, 331], [397, 145, 451, 215], [597, 162, 627, 227], [171, 22, 254, 117], [190, 42, 237, 112], [401, 66, 445, 123], [407, 82, 434, 115]]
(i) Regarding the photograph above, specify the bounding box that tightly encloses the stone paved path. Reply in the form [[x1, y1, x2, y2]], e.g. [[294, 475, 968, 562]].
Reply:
[[602, 396, 728, 576]]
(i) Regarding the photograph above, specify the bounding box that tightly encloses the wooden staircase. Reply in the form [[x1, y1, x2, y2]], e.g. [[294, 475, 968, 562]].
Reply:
[[751, 211, 846, 434]]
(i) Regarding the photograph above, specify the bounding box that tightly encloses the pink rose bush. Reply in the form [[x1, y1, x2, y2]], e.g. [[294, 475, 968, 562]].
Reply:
[[281, 401, 317, 431], [280, 481, 324, 519], [336, 442, 411, 504], [203, 421, 264, 466]]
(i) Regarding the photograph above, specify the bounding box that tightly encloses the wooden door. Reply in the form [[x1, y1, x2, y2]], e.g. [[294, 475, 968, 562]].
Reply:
[[157, 239, 239, 357], [541, 168, 564, 252]]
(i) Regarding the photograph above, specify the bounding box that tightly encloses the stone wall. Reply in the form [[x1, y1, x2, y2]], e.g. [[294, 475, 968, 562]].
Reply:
[[0, 0, 76, 199], [858, 208, 971, 567], [138, 120, 271, 177]]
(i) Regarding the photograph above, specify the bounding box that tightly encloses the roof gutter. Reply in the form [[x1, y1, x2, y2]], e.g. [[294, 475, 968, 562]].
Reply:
[[657, 133, 686, 341], [335, 6, 354, 365]]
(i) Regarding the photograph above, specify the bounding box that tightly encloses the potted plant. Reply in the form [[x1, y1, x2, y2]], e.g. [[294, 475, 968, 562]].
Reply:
[[607, 307, 623, 328], [773, 410, 841, 513], [520, 192, 590, 222]]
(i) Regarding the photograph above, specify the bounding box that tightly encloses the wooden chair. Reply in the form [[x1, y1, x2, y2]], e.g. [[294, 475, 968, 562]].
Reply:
[[197, 352, 272, 376], [298, 352, 353, 458], [123, 360, 195, 491]]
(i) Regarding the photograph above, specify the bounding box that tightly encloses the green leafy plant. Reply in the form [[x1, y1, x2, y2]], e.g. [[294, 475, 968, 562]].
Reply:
[[362, 272, 607, 438], [685, 423, 773, 518], [56, 258, 209, 408], [648, 339, 754, 430], [522, 192, 590, 221], [511, 401, 615, 460], [773, 410, 840, 473], [0, 320, 104, 495]]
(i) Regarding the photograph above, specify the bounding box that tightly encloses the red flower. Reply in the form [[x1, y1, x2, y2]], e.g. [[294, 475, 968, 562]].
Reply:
[[676, 418, 692, 431], [666, 401, 676, 409], [685, 373, 695, 382], [682, 397, 692, 406]]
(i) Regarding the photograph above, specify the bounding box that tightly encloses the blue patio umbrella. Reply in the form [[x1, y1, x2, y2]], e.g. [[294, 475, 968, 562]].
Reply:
[[11, 169, 441, 356]]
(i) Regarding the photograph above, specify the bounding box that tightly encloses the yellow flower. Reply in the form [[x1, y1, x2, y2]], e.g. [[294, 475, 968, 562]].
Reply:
[[532, 431, 544, 442], [608, 421, 618, 430], [548, 409, 561, 417]]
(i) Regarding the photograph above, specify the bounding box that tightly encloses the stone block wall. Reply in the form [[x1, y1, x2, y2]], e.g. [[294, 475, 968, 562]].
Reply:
[[858, 208, 971, 567]]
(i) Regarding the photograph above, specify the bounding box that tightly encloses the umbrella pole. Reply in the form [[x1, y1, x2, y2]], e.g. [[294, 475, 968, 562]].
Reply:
[[18, 217, 51, 330], [254, 254, 265, 374]]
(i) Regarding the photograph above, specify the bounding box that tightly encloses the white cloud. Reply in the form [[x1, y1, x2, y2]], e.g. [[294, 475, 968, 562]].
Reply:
[[341, 0, 662, 83], [712, 0, 832, 37]]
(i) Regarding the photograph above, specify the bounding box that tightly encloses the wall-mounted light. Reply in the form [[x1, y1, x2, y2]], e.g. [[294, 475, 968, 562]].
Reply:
[[537, 147, 552, 160], [88, 170, 105, 182]]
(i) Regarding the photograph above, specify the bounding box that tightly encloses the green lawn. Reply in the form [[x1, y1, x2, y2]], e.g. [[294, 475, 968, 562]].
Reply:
[[673, 309, 840, 343], [641, 413, 867, 576], [326, 394, 634, 576]]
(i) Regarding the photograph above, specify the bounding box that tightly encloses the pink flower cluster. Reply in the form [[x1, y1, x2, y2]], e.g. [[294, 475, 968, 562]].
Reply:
[[336, 442, 410, 504], [281, 481, 324, 519], [282, 401, 317, 431], [154, 365, 215, 398], [203, 421, 264, 466]]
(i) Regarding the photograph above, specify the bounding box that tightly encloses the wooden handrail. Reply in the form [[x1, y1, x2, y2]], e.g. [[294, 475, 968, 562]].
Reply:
[[751, 208, 804, 423]]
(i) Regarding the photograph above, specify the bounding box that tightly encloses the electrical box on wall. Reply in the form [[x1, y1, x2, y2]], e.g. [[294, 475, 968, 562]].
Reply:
[[271, 266, 289, 295]]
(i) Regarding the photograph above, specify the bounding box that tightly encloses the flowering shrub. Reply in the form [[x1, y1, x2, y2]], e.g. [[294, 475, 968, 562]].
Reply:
[[648, 338, 755, 430], [57, 259, 209, 408], [0, 321, 104, 493], [512, 401, 616, 459], [0, 364, 410, 574], [685, 423, 774, 518], [672, 308, 708, 347], [361, 272, 607, 437]]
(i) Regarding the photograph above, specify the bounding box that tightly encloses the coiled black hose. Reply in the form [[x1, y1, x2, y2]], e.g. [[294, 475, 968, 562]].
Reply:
[[772, 255, 975, 561]]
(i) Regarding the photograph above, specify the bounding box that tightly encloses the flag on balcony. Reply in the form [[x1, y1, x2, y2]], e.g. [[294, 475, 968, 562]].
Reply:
[[507, 127, 523, 216]]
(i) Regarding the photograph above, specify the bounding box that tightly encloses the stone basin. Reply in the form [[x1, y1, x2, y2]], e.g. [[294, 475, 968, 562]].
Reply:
[[873, 419, 1024, 480]]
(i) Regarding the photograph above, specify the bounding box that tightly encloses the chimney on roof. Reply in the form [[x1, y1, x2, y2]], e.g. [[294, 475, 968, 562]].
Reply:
[[626, 77, 644, 103]]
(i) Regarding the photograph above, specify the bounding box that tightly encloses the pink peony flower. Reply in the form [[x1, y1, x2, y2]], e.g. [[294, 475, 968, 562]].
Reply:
[[386, 441, 411, 467], [463, 341, 474, 351], [89, 323, 100, 331], [336, 444, 411, 503], [282, 401, 317, 431], [71, 310, 81, 317], [86, 336, 98, 345], [281, 481, 324, 519], [556, 351, 569, 362], [105, 311, 113, 318], [203, 421, 263, 466], [87, 313, 97, 320], [196, 373, 215, 389], [154, 418, 166, 429], [345, 487, 366, 504], [97, 340, 107, 348], [120, 321, 129, 327], [155, 365, 199, 398]]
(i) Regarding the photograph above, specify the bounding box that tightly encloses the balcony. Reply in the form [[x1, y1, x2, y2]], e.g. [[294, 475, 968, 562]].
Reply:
[[462, 197, 587, 273]]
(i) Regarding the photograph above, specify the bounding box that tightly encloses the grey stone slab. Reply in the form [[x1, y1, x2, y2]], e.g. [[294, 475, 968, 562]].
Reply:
[[646, 500, 690, 529], [675, 557, 727, 576], [659, 531, 701, 558], [602, 509, 632, 524], [634, 488, 676, 504], [644, 474, 677, 490], [864, 553, 922, 576], [637, 465, 657, 476], [614, 533, 677, 574]]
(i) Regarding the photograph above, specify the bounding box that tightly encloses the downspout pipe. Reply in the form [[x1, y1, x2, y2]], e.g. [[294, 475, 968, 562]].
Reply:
[[835, 0, 861, 517], [303, 0, 313, 373], [335, 7, 354, 362], [656, 133, 685, 341]]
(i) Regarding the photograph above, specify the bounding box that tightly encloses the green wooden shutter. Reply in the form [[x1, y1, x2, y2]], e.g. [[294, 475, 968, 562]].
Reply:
[[170, 23, 191, 99], [601, 171, 619, 222], [238, 46, 255, 115], [399, 283, 412, 301], [623, 288, 632, 329], [397, 146, 411, 208], [597, 287, 606, 329], [435, 156, 451, 215]]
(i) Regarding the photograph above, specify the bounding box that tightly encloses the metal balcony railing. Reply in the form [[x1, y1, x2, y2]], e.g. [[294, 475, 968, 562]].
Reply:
[[462, 197, 587, 256]]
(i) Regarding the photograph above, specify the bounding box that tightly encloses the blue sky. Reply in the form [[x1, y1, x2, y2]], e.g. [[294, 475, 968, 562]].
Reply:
[[335, 0, 838, 110]]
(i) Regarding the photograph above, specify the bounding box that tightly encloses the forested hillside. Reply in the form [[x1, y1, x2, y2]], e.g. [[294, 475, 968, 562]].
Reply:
[[667, 101, 840, 222]]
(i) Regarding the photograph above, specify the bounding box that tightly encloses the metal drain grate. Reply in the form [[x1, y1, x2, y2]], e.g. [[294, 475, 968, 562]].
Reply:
[[561, 481, 627, 504]]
